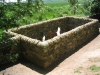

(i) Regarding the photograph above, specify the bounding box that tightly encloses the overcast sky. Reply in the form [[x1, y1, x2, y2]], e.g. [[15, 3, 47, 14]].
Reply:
[[4, 0, 26, 2]]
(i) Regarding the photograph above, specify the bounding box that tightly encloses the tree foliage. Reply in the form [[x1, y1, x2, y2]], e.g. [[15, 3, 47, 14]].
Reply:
[[68, 0, 78, 14], [0, 0, 44, 31], [68, 0, 78, 6], [90, 0, 100, 15], [34, 0, 44, 11]]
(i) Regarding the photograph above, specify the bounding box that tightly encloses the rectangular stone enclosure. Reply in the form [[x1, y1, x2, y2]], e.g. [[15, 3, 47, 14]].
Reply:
[[5, 16, 99, 68]]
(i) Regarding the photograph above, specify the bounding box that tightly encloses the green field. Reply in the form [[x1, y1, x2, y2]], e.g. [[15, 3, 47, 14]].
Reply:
[[45, 1, 68, 8], [45, 1, 90, 17]]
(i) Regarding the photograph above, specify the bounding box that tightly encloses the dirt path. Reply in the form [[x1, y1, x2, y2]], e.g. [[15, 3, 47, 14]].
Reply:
[[0, 34, 100, 75]]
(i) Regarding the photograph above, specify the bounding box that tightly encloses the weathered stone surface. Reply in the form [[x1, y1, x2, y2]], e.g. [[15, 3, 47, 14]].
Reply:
[[3, 16, 99, 68]]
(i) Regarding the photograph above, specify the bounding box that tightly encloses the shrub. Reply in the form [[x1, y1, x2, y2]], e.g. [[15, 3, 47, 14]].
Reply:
[[0, 3, 22, 30], [0, 33, 19, 63], [90, 0, 100, 15], [68, 0, 79, 14], [0, 1, 44, 31]]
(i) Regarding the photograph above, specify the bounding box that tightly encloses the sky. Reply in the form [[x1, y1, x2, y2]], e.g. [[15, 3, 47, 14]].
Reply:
[[4, 0, 26, 2]]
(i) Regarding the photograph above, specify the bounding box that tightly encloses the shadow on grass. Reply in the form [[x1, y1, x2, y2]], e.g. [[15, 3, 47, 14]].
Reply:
[[0, 34, 99, 75]]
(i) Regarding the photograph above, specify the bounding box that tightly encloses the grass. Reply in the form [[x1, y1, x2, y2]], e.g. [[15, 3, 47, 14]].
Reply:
[[74, 67, 83, 74], [45, 1, 68, 8], [89, 58, 100, 62], [45, 1, 90, 17], [95, 74, 100, 75], [74, 65, 100, 75], [90, 65, 100, 72]]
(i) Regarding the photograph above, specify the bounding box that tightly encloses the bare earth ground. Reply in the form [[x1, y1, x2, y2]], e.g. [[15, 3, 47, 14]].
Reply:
[[0, 29, 100, 75]]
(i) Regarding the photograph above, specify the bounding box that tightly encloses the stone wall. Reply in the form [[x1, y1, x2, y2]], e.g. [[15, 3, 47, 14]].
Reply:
[[4, 16, 99, 68], [11, 17, 91, 41]]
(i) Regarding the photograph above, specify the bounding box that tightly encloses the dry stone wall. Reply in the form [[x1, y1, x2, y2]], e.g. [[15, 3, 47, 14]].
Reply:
[[3, 16, 99, 68]]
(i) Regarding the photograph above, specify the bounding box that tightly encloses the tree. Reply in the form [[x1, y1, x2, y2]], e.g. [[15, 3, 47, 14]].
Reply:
[[0, 0, 44, 31], [68, 0, 78, 14], [68, 0, 78, 6], [34, 0, 44, 11], [17, 0, 21, 4], [27, 0, 32, 6], [91, 0, 100, 15]]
